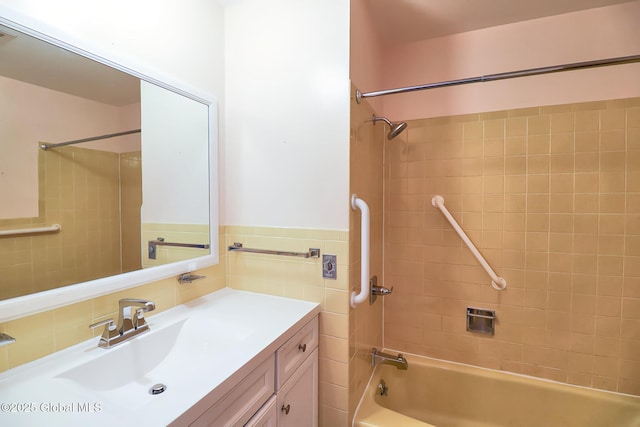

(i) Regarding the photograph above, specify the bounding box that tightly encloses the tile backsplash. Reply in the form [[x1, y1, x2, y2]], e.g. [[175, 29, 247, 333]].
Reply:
[[0, 225, 350, 426], [384, 97, 640, 396], [0, 227, 227, 372]]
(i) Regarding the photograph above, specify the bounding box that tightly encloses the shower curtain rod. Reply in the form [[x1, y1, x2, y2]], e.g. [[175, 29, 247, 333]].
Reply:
[[40, 129, 141, 150], [356, 54, 640, 102]]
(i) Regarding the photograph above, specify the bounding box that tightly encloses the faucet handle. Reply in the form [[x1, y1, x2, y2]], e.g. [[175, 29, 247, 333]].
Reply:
[[90, 318, 120, 348], [89, 318, 116, 331], [133, 308, 149, 328], [118, 298, 156, 312]]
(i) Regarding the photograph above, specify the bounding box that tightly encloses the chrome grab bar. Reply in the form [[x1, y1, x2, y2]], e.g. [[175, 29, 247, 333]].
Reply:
[[227, 242, 320, 259], [148, 237, 210, 259]]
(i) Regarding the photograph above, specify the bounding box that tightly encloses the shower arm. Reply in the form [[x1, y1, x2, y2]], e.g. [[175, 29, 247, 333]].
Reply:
[[372, 115, 408, 140]]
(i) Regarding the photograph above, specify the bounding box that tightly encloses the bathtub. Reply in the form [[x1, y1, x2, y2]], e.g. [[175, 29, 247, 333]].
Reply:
[[354, 351, 640, 427]]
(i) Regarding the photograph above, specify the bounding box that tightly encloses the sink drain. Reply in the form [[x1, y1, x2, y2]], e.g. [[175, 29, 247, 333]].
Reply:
[[149, 383, 167, 395]]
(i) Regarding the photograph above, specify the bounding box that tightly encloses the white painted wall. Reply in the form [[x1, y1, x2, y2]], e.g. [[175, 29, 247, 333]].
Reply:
[[1, 0, 351, 230], [224, 0, 351, 230]]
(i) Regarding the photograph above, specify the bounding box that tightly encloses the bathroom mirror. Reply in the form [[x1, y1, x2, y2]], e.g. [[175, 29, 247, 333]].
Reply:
[[0, 12, 218, 322]]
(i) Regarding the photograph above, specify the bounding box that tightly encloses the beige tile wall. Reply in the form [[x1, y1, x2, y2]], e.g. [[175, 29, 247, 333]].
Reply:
[[225, 226, 350, 426], [0, 147, 141, 300], [0, 227, 227, 372], [120, 151, 142, 273], [384, 97, 640, 396], [348, 86, 384, 422]]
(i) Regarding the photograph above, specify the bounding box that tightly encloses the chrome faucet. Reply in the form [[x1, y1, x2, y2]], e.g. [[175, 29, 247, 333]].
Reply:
[[117, 298, 156, 334], [90, 298, 156, 348], [371, 347, 408, 370]]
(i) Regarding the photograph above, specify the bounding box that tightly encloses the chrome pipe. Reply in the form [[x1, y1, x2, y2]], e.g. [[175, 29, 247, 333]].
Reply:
[[40, 129, 141, 150], [371, 347, 408, 370], [356, 54, 640, 101]]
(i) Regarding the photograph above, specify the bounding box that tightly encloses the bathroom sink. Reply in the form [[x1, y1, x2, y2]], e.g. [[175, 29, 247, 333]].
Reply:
[[56, 318, 189, 391], [55, 312, 253, 409]]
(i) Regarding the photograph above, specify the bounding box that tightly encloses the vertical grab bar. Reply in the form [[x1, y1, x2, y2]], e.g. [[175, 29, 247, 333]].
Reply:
[[431, 195, 507, 291], [351, 194, 370, 308]]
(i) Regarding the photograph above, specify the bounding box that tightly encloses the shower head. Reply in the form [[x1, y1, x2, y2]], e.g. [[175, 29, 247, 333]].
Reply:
[[371, 115, 408, 140]]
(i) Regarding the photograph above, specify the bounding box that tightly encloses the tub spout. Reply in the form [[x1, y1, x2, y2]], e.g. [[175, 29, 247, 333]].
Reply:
[[371, 348, 408, 370]]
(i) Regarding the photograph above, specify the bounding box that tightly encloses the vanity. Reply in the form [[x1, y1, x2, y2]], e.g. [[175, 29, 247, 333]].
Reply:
[[0, 288, 320, 426]]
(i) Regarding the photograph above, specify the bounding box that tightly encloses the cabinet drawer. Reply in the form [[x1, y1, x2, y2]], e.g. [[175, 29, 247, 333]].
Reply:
[[276, 317, 318, 389], [245, 395, 277, 427], [191, 355, 275, 427]]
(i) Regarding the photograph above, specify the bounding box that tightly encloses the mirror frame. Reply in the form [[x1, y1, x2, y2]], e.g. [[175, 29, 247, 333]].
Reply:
[[0, 8, 219, 322]]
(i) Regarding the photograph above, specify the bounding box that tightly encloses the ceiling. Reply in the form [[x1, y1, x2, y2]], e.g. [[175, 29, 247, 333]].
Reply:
[[0, 24, 139, 106], [365, 0, 638, 45]]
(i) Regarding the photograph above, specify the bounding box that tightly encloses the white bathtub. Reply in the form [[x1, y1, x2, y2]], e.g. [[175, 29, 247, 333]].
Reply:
[[354, 351, 640, 427]]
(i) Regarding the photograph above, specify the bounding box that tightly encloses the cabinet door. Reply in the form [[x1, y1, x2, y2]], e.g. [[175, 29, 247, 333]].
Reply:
[[277, 348, 318, 427]]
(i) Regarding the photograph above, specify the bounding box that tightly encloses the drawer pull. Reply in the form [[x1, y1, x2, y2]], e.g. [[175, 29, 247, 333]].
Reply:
[[298, 343, 307, 352], [281, 404, 291, 414]]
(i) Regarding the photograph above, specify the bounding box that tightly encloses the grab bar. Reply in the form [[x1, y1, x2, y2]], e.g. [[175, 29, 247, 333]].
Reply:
[[227, 242, 320, 258], [148, 238, 210, 259], [0, 224, 61, 237], [351, 194, 370, 307], [431, 195, 506, 290]]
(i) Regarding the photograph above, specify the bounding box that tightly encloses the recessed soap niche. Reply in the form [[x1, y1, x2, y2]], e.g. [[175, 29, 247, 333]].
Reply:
[[466, 307, 496, 335]]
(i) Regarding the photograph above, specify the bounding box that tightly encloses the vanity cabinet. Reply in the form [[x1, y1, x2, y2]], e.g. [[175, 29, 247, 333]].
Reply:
[[185, 316, 318, 427]]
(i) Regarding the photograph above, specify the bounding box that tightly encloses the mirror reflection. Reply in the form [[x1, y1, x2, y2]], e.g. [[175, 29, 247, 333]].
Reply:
[[0, 23, 210, 301]]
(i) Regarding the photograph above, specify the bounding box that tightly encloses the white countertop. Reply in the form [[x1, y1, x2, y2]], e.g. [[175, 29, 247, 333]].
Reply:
[[0, 288, 320, 426]]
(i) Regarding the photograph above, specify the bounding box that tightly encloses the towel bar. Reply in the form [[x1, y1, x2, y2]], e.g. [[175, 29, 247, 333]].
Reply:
[[228, 242, 320, 258]]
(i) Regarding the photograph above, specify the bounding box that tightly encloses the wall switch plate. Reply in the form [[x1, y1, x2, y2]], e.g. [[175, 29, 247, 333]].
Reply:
[[322, 254, 337, 279]]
